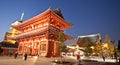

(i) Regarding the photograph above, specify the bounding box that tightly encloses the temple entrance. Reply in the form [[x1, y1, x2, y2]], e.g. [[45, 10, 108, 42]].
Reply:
[[39, 41, 46, 56]]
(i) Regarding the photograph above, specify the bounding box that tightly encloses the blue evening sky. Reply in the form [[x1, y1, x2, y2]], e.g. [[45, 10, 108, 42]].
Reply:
[[0, 0, 120, 45]]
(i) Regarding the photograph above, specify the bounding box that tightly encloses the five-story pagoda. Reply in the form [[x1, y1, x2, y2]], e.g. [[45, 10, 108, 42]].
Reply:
[[11, 8, 72, 57]]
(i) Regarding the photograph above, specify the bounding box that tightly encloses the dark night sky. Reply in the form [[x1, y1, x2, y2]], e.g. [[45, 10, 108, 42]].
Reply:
[[0, 0, 120, 45]]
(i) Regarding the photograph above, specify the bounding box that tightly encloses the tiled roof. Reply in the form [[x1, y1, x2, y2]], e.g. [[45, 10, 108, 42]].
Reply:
[[54, 8, 64, 19], [0, 41, 18, 48]]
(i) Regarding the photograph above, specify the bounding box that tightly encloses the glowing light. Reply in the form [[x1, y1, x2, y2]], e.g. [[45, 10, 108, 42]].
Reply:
[[90, 46, 94, 49], [103, 43, 108, 47]]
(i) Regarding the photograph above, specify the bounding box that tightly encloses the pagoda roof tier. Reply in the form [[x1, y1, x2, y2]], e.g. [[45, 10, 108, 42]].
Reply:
[[9, 26, 49, 40], [9, 25, 61, 40], [0, 41, 18, 48], [12, 8, 72, 30]]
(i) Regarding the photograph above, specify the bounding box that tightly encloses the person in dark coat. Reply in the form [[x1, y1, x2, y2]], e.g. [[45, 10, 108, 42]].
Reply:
[[114, 51, 118, 62], [24, 53, 27, 60], [102, 54, 105, 61], [14, 52, 18, 59]]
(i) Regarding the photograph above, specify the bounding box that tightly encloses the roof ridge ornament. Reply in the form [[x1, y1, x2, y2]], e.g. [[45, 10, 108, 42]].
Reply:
[[20, 11, 24, 22], [54, 8, 64, 19], [56, 8, 61, 12], [48, 6, 51, 9]]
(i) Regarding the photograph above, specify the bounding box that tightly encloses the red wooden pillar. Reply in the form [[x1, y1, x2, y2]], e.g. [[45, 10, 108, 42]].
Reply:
[[45, 34, 49, 57], [54, 41, 57, 56], [31, 43, 34, 55]]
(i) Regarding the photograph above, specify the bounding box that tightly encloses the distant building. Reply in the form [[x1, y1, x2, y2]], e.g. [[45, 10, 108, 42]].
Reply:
[[5, 21, 21, 40], [76, 33, 101, 47], [66, 33, 101, 56], [0, 21, 21, 55]]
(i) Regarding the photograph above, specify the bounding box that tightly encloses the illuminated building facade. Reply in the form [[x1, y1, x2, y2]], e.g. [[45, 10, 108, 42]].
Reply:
[[10, 8, 72, 57], [0, 21, 21, 55]]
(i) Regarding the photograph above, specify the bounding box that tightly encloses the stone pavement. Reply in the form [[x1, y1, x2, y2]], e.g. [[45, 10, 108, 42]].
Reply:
[[0, 56, 76, 65], [0, 56, 119, 65]]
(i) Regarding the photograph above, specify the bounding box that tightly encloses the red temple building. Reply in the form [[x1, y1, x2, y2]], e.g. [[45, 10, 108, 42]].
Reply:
[[10, 8, 73, 57]]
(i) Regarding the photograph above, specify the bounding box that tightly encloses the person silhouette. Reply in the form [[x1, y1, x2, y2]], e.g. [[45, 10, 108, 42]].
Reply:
[[24, 53, 27, 60], [77, 52, 81, 64], [14, 52, 18, 59], [102, 54, 105, 61]]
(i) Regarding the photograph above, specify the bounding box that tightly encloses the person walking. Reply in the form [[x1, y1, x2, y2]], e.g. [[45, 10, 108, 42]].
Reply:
[[114, 51, 118, 62], [77, 52, 81, 65], [24, 53, 27, 60], [102, 54, 105, 61], [14, 52, 18, 59]]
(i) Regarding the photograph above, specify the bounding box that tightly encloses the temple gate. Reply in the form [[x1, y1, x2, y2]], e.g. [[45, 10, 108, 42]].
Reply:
[[11, 8, 72, 57]]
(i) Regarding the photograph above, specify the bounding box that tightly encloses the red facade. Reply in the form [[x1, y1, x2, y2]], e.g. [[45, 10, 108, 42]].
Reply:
[[11, 8, 72, 57]]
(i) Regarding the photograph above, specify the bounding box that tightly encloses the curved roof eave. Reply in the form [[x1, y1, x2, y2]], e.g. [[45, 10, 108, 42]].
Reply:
[[13, 8, 52, 28], [13, 8, 73, 29], [50, 10, 73, 28]]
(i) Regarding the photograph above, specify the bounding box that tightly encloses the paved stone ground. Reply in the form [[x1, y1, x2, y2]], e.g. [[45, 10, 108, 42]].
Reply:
[[0, 56, 119, 65]]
